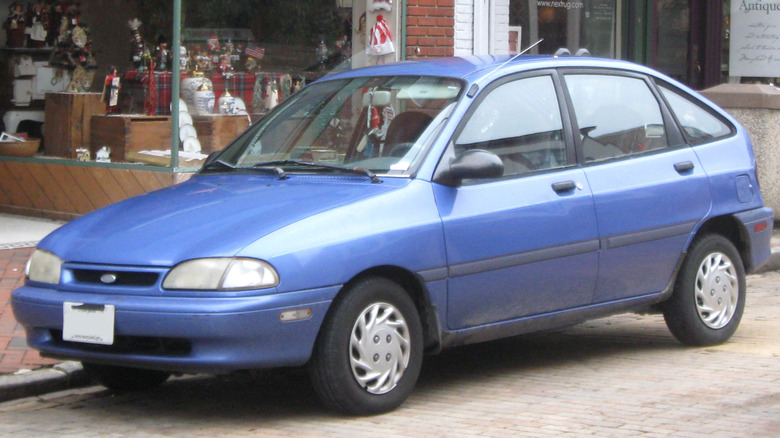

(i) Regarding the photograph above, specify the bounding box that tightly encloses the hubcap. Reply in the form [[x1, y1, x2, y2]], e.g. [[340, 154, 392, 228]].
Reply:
[[349, 302, 411, 394], [695, 252, 738, 329]]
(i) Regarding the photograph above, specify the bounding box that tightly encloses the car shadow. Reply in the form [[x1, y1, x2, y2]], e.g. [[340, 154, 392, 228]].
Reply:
[[72, 316, 683, 421]]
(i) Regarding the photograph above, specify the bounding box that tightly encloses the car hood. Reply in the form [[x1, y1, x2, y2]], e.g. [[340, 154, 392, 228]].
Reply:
[[40, 174, 406, 266]]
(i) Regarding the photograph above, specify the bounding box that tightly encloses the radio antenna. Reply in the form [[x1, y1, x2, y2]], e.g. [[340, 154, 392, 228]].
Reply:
[[477, 38, 544, 87]]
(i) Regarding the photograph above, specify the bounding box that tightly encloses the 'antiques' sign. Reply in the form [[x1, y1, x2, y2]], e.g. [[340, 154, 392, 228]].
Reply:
[[729, 1, 780, 77]]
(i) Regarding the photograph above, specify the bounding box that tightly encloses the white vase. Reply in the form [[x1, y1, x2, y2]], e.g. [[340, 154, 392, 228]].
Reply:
[[181, 72, 213, 111], [194, 88, 215, 114]]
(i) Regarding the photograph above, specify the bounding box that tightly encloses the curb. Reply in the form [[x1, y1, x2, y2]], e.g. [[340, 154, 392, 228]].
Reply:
[[2, 235, 780, 404], [0, 361, 91, 403]]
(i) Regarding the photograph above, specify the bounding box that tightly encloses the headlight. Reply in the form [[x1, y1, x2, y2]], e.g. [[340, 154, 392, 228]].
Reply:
[[163, 258, 279, 291], [26, 249, 62, 285]]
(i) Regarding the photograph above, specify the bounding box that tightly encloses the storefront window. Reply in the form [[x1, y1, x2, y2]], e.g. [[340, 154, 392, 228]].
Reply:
[[0, 0, 364, 168], [509, 0, 618, 57]]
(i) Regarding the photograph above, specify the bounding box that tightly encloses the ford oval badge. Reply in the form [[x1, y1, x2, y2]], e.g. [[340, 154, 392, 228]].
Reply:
[[100, 273, 118, 284]]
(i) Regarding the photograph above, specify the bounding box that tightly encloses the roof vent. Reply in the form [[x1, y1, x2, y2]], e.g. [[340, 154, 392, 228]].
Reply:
[[575, 48, 591, 57]]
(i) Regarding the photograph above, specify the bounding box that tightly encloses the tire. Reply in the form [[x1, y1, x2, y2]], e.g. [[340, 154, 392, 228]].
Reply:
[[662, 234, 746, 346], [82, 362, 170, 393], [309, 277, 424, 415]]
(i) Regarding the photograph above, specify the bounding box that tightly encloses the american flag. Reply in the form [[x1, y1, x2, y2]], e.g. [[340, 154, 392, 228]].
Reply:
[[245, 46, 265, 60]]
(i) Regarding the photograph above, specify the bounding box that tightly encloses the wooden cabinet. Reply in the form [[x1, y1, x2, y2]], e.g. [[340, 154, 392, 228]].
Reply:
[[90, 115, 171, 162], [193, 114, 250, 153], [44, 92, 104, 158]]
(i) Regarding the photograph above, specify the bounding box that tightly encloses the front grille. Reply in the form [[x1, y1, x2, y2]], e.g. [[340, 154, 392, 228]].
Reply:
[[50, 330, 191, 356], [71, 269, 159, 287]]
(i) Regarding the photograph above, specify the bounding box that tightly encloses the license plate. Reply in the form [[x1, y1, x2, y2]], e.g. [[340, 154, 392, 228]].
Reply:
[[63, 302, 115, 345]]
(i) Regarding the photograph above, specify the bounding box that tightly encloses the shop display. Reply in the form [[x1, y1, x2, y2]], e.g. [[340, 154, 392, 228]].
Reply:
[[0, 2, 359, 167]]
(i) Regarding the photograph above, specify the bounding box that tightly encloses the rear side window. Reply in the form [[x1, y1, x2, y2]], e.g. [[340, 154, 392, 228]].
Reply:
[[565, 74, 670, 163], [658, 84, 734, 143]]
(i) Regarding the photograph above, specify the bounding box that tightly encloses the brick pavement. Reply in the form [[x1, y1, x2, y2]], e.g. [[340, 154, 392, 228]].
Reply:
[[0, 247, 58, 374]]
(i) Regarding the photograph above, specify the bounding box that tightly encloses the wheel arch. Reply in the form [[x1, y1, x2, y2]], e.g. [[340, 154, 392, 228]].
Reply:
[[339, 265, 443, 353], [692, 214, 752, 272]]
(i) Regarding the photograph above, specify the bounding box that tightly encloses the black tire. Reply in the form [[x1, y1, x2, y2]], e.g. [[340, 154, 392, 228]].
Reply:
[[309, 277, 423, 415], [82, 362, 170, 393], [662, 234, 746, 346]]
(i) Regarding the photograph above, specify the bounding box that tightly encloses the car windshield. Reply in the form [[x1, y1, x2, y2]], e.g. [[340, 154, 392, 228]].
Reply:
[[213, 75, 463, 176]]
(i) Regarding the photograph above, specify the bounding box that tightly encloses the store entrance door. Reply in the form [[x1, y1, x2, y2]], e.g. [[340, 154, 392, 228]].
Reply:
[[650, 0, 723, 90]]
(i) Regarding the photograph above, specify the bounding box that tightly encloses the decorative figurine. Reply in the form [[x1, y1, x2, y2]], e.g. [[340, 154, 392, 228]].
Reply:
[[316, 39, 329, 65], [96, 146, 111, 162], [4, 2, 26, 48], [263, 76, 279, 110], [368, 0, 393, 12], [26, 1, 48, 48], [179, 41, 189, 71], [154, 35, 170, 71], [103, 65, 121, 113], [128, 18, 146, 70]]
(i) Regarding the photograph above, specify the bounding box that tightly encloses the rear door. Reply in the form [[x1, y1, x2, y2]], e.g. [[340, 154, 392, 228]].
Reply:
[[434, 72, 600, 330], [561, 70, 711, 303]]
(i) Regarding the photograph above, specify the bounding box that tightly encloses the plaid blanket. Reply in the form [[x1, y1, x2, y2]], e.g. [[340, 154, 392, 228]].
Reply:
[[120, 71, 259, 115]]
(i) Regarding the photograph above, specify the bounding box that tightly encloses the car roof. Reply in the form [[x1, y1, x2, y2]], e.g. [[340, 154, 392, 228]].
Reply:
[[321, 55, 663, 86]]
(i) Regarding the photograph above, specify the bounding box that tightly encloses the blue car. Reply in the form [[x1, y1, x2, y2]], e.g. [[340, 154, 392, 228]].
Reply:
[[13, 55, 773, 415]]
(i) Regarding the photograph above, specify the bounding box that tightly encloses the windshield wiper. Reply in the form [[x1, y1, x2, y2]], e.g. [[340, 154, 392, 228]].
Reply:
[[251, 160, 382, 183]]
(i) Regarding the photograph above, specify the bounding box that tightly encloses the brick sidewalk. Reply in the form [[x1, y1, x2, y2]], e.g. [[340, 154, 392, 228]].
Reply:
[[0, 248, 58, 374]]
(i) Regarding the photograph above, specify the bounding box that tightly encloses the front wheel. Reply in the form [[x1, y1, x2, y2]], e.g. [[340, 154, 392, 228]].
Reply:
[[82, 362, 170, 393], [662, 234, 746, 346], [310, 277, 423, 415]]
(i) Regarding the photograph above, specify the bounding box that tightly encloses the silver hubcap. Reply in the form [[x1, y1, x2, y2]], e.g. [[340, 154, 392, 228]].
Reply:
[[349, 302, 411, 395], [695, 251, 738, 329]]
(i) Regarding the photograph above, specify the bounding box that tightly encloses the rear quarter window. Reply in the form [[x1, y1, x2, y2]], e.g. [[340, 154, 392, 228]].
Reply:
[[658, 83, 735, 144]]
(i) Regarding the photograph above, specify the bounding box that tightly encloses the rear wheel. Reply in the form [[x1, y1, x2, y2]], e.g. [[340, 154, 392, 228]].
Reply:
[[662, 234, 746, 346], [310, 277, 423, 415], [82, 362, 170, 392]]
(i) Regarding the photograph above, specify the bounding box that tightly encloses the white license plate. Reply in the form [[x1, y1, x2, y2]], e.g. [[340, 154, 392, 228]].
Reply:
[[63, 302, 115, 345]]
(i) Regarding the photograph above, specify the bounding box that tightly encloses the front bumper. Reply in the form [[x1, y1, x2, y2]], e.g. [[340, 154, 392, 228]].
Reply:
[[11, 284, 339, 373]]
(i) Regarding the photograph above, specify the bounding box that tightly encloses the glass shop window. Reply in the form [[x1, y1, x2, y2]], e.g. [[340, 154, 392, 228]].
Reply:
[[509, 0, 618, 57]]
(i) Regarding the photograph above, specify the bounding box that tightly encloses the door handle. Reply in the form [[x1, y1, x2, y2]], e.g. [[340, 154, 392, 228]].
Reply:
[[552, 180, 576, 193], [674, 161, 694, 173]]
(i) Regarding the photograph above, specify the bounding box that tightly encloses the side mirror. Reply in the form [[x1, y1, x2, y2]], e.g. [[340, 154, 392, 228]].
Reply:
[[436, 149, 503, 186]]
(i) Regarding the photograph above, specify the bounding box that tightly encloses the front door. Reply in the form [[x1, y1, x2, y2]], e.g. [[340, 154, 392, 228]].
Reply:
[[435, 73, 600, 330]]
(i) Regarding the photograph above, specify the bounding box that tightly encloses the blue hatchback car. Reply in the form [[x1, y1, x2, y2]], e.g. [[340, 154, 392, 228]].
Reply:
[[13, 55, 773, 415]]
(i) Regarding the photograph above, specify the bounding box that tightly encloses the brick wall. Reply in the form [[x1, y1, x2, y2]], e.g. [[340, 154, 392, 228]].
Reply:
[[406, 0, 456, 58]]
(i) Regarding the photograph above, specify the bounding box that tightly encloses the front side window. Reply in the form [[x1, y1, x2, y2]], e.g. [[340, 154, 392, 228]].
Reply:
[[213, 76, 463, 176], [566, 74, 670, 162], [658, 84, 734, 143], [455, 75, 567, 177]]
